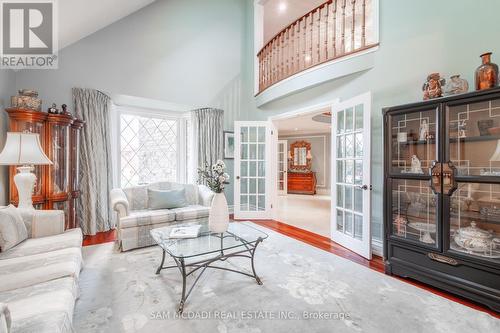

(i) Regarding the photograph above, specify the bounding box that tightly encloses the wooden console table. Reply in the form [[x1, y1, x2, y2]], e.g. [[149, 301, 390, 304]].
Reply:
[[287, 171, 316, 195]]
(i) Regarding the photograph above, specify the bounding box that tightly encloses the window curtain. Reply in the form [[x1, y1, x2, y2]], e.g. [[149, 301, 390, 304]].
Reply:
[[73, 88, 113, 235], [192, 108, 224, 180]]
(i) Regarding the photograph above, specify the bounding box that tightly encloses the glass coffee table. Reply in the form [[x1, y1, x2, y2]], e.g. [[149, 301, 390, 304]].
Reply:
[[150, 221, 268, 314]]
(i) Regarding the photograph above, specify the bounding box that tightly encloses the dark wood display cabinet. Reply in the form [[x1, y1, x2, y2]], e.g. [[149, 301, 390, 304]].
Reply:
[[383, 88, 500, 312]]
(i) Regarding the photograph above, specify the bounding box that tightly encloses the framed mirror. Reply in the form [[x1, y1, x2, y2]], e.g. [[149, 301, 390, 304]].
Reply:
[[289, 140, 312, 172]]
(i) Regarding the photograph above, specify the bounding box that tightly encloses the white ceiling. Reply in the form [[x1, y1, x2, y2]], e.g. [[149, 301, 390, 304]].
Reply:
[[58, 0, 156, 49], [274, 107, 331, 136], [263, 0, 325, 42]]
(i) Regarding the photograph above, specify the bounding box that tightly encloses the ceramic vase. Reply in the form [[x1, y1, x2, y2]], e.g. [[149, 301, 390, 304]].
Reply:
[[422, 73, 445, 100], [208, 192, 229, 233], [444, 75, 469, 96], [475, 52, 499, 90]]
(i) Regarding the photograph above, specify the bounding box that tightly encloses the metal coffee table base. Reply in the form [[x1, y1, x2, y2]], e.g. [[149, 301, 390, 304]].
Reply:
[[155, 234, 264, 314]]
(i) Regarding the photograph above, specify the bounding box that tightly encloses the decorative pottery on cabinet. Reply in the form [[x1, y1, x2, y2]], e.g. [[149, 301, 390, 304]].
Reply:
[[475, 52, 499, 90], [10, 89, 42, 111], [422, 73, 445, 100], [444, 75, 469, 96]]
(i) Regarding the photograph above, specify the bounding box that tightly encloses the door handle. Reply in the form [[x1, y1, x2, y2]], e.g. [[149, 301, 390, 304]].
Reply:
[[355, 184, 371, 190], [236, 176, 240, 180]]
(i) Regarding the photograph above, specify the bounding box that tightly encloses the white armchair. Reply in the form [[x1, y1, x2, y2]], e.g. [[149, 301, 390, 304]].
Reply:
[[111, 182, 215, 251]]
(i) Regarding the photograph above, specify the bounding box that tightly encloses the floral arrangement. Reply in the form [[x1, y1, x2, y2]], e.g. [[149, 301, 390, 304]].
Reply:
[[197, 160, 230, 193]]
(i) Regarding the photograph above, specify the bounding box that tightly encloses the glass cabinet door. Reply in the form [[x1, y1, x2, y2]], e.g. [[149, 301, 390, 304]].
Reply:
[[448, 98, 500, 176], [446, 97, 500, 263], [449, 182, 500, 262], [70, 126, 81, 192], [50, 123, 70, 196], [391, 179, 439, 247], [389, 107, 438, 175]]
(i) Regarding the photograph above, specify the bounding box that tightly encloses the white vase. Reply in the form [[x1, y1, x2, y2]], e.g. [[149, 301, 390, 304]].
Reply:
[[208, 192, 229, 233]]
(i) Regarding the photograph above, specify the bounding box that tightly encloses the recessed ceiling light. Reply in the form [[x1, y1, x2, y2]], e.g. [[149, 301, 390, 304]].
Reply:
[[278, 2, 287, 12], [294, 127, 299, 131]]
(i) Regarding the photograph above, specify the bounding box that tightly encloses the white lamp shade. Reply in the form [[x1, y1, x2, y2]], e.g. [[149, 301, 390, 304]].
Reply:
[[0, 132, 53, 165], [490, 140, 500, 162]]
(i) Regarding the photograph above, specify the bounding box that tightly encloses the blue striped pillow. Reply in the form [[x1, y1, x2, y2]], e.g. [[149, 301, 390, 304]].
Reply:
[[147, 189, 187, 210]]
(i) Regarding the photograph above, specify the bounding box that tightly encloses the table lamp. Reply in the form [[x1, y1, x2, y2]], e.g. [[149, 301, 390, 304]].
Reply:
[[0, 132, 53, 210]]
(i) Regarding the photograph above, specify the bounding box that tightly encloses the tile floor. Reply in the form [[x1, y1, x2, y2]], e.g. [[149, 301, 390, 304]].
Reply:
[[277, 193, 331, 237]]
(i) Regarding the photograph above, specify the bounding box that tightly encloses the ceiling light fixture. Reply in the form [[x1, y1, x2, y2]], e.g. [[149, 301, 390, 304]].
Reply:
[[278, 2, 287, 12]]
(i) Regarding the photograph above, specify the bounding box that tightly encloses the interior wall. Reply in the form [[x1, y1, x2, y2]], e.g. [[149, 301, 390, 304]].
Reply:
[[12, 0, 247, 205], [242, 0, 500, 243], [0, 70, 15, 205], [279, 134, 331, 192]]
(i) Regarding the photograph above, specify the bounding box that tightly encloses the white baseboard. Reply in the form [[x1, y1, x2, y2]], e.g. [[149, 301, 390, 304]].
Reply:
[[316, 188, 331, 195], [371, 239, 383, 257]]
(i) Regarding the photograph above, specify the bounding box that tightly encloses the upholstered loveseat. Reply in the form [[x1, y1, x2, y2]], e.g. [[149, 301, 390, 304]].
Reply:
[[110, 182, 215, 251], [0, 208, 83, 333]]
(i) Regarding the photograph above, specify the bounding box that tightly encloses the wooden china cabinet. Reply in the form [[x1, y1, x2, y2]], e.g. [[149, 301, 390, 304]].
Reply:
[[383, 87, 500, 311], [6, 108, 84, 229]]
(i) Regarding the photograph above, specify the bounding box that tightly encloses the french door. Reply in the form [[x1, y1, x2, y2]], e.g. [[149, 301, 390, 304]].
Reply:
[[234, 121, 276, 219], [331, 92, 372, 259], [277, 140, 288, 195]]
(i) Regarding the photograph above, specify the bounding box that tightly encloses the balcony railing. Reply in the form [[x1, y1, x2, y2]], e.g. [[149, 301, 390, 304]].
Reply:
[[257, 0, 377, 94]]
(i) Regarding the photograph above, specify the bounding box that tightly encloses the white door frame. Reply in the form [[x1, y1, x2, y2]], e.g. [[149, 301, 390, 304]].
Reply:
[[268, 99, 340, 221], [234, 121, 276, 219], [331, 92, 372, 259], [277, 140, 288, 195]]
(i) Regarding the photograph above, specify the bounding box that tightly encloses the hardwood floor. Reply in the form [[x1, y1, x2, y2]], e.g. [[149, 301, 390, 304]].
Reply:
[[82, 229, 116, 246], [82, 220, 499, 318]]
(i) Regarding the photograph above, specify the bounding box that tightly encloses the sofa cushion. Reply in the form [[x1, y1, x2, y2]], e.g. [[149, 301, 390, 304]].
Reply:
[[123, 182, 200, 211], [0, 247, 82, 292], [0, 205, 28, 252], [8, 289, 75, 333], [0, 277, 78, 304], [171, 205, 210, 221], [120, 209, 176, 229], [0, 228, 82, 260], [148, 188, 187, 210]]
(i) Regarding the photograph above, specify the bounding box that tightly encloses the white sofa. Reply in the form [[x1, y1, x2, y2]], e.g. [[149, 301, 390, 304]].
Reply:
[[111, 181, 215, 251], [0, 209, 83, 333]]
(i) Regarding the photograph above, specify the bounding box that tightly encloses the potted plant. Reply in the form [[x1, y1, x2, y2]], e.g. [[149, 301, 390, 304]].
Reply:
[[198, 160, 230, 233]]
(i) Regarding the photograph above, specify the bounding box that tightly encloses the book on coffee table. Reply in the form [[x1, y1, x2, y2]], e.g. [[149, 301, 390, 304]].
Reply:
[[169, 225, 202, 239]]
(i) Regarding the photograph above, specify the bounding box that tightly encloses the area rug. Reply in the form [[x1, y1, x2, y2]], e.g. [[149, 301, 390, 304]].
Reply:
[[74, 223, 499, 332]]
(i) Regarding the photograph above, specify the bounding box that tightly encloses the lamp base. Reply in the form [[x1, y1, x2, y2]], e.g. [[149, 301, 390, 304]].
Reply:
[[14, 166, 36, 211]]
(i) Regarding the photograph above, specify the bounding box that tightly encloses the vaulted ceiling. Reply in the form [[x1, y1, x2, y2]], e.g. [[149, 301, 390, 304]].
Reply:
[[58, 0, 156, 49]]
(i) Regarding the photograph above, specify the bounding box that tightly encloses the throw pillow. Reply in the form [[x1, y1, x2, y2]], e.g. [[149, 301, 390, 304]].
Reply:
[[148, 188, 188, 210], [0, 205, 28, 252]]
